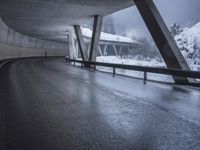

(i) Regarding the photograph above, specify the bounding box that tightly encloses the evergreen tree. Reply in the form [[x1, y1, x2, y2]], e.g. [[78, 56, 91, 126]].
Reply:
[[102, 16, 116, 34], [170, 23, 183, 37]]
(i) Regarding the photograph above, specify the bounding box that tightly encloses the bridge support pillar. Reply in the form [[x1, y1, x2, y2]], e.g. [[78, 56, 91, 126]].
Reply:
[[89, 15, 103, 62], [74, 25, 88, 61], [127, 46, 132, 56], [103, 44, 108, 56], [112, 45, 119, 56], [98, 45, 103, 56], [133, 0, 190, 84], [119, 46, 123, 57], [68, 29, 77, 60]]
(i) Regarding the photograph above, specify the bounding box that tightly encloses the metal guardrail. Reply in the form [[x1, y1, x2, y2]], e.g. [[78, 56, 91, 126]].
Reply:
[[0, 57, 199, 86], [0, 58, 17, 69], [65, 58, 200, 84]]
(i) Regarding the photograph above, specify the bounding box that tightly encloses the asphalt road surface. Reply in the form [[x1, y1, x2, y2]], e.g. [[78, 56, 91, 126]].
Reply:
[[0, 58, 200, 150]]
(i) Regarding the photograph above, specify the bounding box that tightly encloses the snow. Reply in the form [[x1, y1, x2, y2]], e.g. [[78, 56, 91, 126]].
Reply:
[[97, 56, 165, 67], [175, 22, 200, 72], [81, 28, 141, 44], [96, 56, 174, 82], [80, 23, 200, 83], [95, 22, 200, 83]]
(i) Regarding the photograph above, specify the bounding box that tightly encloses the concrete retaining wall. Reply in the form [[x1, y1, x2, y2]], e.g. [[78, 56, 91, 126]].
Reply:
[[0, 18, 69, 60], [0, 43, 67, 60]]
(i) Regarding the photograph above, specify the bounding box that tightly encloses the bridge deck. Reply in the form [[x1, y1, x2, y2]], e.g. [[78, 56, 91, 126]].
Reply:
[[0, 58, 200, 150]]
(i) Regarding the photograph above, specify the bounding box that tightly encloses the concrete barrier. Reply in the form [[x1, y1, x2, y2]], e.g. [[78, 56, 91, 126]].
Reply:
[[0, 43, 67, 60], [0, 18, 69, 60]]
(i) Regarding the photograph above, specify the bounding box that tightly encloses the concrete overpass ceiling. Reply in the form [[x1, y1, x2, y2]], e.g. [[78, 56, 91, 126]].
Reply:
[[0, 0, 134, 43]]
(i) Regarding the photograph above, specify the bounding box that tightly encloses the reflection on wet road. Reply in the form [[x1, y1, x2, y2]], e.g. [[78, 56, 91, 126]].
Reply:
[[0, 58, 200, 150]]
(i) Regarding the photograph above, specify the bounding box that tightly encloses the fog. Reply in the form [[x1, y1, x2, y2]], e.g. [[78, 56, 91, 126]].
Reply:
[[111, 0, 200, 38]]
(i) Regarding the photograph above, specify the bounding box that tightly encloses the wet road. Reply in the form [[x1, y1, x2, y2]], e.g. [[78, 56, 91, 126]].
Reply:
[[0, 58, 200, 150]]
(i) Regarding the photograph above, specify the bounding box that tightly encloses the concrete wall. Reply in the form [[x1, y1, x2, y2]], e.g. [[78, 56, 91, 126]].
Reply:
[[0, 18, 69, 60], [0, 43, 67, 60]]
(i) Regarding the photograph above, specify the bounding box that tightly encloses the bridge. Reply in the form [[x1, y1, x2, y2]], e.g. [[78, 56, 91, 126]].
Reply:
[[0, 0, 200, 150], [70, 27, 143, 58]]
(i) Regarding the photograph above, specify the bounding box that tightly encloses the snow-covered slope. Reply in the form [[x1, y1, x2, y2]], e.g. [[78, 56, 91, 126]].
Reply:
[[94, 23, 200, 82], [175, 22, 200, 71], [96, 56, 172, 82], [82, 28, 140, 44]]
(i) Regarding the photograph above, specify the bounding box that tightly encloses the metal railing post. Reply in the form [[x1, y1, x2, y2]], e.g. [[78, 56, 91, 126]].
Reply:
[[144, 71, 147, 83], [113, 68, 116, 77]]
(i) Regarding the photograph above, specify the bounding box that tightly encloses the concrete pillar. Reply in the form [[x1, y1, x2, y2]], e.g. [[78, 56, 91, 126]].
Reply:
[[75, 40, 79, 57], [127, 46, 132, 56], [98, 45, 103, 56], [74, 25, 88, 61], [89, 15, 103, 61], [112, 44, 118, 56], [119, 45, 123, 56], [133, 0, 190, 84], [103, 44, 108, 56], [87, 43, 91, 57], [68, 30, 77, 59]]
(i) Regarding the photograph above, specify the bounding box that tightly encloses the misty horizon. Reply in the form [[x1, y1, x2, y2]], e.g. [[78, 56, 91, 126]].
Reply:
[[109, 0, 200, 38]]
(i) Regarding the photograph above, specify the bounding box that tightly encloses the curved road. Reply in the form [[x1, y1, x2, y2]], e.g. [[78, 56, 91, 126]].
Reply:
[[0, 58, 200, 150]]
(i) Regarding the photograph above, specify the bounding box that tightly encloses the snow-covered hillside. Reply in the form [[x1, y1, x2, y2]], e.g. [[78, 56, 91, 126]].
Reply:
[[95, 22, 200, 82], [97, 56, 164, 67], [96, 56, 173, 82], [175, 22, 200, 71]]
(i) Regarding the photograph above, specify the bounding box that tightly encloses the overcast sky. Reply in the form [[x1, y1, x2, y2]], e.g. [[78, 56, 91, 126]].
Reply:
[[111, 0, 200, 38]]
